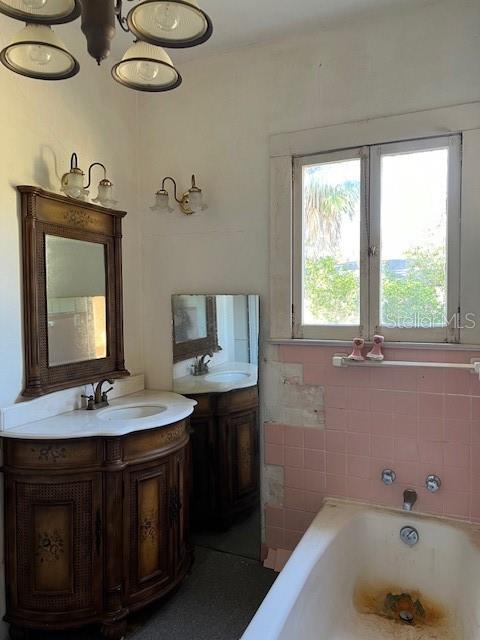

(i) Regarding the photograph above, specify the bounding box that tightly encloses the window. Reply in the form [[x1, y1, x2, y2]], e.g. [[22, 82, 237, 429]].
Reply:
[[293, 135, 461, 342]]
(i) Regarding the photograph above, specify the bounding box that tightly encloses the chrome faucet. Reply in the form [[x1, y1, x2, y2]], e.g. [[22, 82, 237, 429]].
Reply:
[[191, 352, 213, 376], [403, 488, 417, 512]]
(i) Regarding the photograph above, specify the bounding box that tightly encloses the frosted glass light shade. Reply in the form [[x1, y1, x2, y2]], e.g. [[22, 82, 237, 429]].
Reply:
[[127, 0, 212, 48], [150, 190, 173, 212], [0, 0, 80, 24], [188, 188, 203, 213], [92, 179, 118, 207], [0, 24, 79, 80], [112, 42, 181, 92], [61, 167, 87, 199]]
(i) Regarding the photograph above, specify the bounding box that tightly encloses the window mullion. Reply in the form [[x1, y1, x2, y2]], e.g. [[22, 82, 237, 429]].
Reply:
[[368, 144, 381, 339]]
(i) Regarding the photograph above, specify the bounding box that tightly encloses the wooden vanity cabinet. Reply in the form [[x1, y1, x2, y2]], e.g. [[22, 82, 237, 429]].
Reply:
[[3, 420, 192, 640], [188, 386, 259, 531]]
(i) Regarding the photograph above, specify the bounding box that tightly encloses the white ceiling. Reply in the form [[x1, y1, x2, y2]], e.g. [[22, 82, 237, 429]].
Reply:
[[170, 0, 430, 61]]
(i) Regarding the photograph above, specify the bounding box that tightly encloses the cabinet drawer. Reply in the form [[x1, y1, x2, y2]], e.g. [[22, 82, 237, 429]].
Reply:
[[217, 386, 258, 414], [123, 421, 188, 462], [5, 439, 101, 470]]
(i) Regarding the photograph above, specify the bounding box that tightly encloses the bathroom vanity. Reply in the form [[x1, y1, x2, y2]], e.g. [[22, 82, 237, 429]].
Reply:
[[172, 295, 260, 535], [2, 391, 196, 640]]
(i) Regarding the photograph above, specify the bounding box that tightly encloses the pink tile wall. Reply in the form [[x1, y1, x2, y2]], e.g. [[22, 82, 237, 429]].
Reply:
[[265, 344, 480, 552]]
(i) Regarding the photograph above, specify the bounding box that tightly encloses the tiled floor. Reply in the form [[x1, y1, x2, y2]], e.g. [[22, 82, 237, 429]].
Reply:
[[23, 547, 276, 640]]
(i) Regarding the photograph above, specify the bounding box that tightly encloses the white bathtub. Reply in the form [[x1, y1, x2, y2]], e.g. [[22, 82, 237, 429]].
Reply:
[[243, 500, 480, 639]]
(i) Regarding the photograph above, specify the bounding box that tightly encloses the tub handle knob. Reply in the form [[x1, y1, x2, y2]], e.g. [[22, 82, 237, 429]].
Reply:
[[381, 469, 396, 485], [426, 474, 441, 493]]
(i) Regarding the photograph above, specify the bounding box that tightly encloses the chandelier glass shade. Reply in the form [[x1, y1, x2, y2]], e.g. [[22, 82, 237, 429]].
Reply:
[[0, 0, 80, 24], [127, 0, 212, 48], [0, 0, 212, 91], [111, 41, 181, 92], [0, 24, 79, 79]]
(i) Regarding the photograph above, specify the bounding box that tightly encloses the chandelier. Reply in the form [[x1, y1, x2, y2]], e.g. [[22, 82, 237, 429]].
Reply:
[[0, 1, 213, 91]]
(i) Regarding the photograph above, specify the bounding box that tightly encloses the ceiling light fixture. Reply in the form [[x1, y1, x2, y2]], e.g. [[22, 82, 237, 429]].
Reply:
[[61, 153, 117, 207], [0, 24, 79, 79], [0, 0, 212, 90], [151, 174, 207, 215]]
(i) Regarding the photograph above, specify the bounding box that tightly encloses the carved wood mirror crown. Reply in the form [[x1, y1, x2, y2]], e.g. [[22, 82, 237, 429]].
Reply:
[[19, 185, 129, 397]]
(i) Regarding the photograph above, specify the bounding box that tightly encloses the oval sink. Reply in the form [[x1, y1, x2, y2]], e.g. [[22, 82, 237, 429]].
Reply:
[[98, 405, 167, 421], [204, 371, 250, 384]]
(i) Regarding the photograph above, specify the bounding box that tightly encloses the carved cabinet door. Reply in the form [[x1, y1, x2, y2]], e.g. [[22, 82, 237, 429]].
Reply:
[[5, 472, 103, 624], [123, 459, 173, 605], [227, 407, 259, 507]]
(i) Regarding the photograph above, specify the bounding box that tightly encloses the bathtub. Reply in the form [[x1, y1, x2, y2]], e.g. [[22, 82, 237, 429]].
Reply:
[[243, 500, 480, 639]]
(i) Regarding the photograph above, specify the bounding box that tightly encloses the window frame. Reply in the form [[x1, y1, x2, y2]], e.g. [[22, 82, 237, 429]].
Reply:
[[292, 134, 462, 343]]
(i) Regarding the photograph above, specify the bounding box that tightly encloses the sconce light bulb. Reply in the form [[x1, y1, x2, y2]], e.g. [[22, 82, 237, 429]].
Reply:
[[136, 60, 159, 82], [154, 2, 179, 32], [28, 43, 52, 66], [23, 0, 48, 8]]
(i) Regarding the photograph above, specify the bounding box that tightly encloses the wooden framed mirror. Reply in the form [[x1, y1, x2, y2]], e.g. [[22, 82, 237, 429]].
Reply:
[[19, 186, 129, 397], [172, 294, 220, 363]]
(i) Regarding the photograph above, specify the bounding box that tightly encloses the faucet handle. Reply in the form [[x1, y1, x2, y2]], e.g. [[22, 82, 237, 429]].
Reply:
[[81, 394, 95, 410], [381, 469, 396, 485], [426, 474, 441, 493]]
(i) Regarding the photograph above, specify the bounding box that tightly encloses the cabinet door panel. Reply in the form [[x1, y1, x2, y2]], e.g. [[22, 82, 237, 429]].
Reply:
[[124, 461, 172, 602], [9, 473, 102, 617], [230, 409, 259, 501]]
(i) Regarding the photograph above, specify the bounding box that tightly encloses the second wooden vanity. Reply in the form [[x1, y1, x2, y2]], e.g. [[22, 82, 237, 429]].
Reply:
[[2, 393, 195, 640], [187, 385, 259, 531]]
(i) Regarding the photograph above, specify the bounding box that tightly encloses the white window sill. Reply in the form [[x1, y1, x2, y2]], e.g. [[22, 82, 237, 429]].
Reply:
[[268, 338, 480, 351]]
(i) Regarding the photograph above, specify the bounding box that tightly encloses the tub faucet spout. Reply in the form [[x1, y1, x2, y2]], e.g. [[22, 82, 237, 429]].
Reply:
[[403, 488, 417, 512]]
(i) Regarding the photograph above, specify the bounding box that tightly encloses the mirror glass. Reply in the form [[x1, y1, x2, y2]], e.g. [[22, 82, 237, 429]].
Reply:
[[172, 294, 260, 560], [173, 295, 208, 342], [46, 235, 107, 367]]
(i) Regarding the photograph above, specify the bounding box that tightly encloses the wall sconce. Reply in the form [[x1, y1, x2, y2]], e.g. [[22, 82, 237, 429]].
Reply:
[[60, 153, 117, 207], [150, 174, 207, 215]]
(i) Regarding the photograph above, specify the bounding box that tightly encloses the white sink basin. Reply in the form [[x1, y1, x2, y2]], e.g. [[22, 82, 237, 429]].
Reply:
[[204, 371, 250, 384], [98, 405, 167, 421]]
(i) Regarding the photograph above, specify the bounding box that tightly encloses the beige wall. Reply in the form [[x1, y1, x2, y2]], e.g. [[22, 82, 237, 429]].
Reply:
[[0, 21, 144, 406], [138, 0, 480, 390]]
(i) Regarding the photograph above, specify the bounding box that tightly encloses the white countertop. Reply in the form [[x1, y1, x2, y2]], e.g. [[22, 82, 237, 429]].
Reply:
[[173, 362, 258, 395], [0, 390, 196, 440]]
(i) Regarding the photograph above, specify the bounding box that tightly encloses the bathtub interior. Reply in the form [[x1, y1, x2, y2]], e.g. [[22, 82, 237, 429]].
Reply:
[[277, 507, 480, 640]]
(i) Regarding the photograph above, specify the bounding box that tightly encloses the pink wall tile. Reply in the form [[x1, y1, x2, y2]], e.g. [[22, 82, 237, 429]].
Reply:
[[325, 386, 347, 409], [419, 393, 444, 419], [265, 505, 284, 528], [284, 426, 304, 447], [304, 449, 325, 471], [285, 447, 303, 468], [418, 417, 443, 442], [371, 436, 394, 459], [326, 474, 347, 497], [265, 443, 285, 466], [444, 419, 471, 443], [347, 455, 371, 478], [326, 430, 346, 452], [265, 422, 284, 445], [445, 394, 472, 420], [346, 432, 371, 456], [326, 452, 346, 475], [304, 469, 326, 492], [264, 344, 480, 555], [303, 363, 327, 385], [284, 467, 304, 489], [284, 488, 305, 510], [304, 428, 325, 450]]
